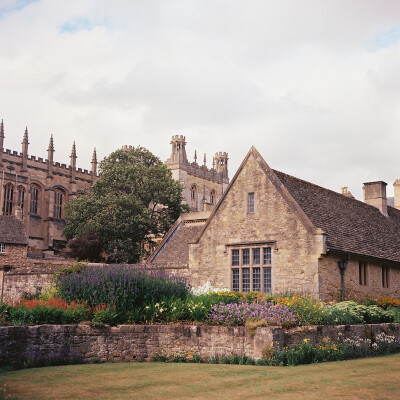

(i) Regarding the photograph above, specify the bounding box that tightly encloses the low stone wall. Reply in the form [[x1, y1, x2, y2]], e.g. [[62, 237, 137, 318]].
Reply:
[[1, 323, 399, 365]]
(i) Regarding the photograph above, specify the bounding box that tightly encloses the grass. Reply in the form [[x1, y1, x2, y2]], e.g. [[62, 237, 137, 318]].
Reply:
[[1, 354, 400, 399]]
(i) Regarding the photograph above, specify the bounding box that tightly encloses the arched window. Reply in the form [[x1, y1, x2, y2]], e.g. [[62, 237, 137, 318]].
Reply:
[[53, 189, 64, 219], [190, 184, 198, 210], [30, 185, 40, 215], [17, 186, 25, 212], [3, 183, 14, 215], [210, 190, 216, 205]]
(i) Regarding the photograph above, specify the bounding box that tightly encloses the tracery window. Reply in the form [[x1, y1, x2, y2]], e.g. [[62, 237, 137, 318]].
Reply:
[[53, 190, 63, 219], [3, 183, 14, 215], [30, 185, 39, 215], [210, 190, 216, 205], [17, 186, 25, 212], [190, 184, 198, 210]]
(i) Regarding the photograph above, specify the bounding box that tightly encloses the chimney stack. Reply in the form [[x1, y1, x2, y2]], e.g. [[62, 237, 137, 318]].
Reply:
[[363, 181, 388, 216], [393, 179, 400, 210]]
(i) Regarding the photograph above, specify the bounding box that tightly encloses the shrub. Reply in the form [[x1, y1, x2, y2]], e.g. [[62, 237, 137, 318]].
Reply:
[[208, 301, 296, 327], [92, 304, 119, 325], [57, 264, 190, 315], [273, 339, 346, 366], [321, 301, 394, 325], [7, 299, 90, 325]]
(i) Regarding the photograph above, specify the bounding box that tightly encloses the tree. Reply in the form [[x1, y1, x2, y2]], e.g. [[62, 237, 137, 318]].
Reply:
[[64, 146, 187, 263]]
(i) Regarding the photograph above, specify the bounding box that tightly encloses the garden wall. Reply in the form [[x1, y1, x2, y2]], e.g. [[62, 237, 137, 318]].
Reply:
[[1, 323, 399, 364]]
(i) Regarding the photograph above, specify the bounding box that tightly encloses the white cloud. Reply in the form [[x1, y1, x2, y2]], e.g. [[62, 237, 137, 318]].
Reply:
[[1, 0, 400, 200]]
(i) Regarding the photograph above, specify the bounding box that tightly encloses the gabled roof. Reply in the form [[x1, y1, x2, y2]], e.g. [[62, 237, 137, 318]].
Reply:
[[148, 213, 208, 267], [0, 216, 28, 245], [273, 170, 400, 263]]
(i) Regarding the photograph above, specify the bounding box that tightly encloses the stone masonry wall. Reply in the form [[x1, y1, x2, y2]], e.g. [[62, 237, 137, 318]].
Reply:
[[0, 323, 399, 365], [189, 152, 320, 293], [1, 259, 73, 304], [319, 255, 400, 301]]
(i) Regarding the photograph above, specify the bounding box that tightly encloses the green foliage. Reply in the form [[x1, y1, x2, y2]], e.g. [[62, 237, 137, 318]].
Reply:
[[56, 262, 88, 277], [38, 285, 60, 301], [93, 306, 119, 325], [64, 146, 187, 263], [271, 339, 346, 366], [321, 301, 394, 325], [7, 305, 90, 325]]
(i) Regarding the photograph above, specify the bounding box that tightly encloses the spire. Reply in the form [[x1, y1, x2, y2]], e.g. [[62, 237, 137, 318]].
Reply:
[[70, 141, 77, 182], [194, 150, 197, 164], [70, 141, 77, 159], [48, 134, 54, 152], [22, 126, 29, 144], [0, 120, 4, 166], [47, 135, 54, 177], [203, 153, 207, 167], [21, 126, 29, 171], [0, 119, 4, 140], [91, 147, 98, 181]]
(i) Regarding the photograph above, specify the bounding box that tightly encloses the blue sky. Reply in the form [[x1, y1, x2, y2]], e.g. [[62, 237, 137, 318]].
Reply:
[[1, 0, 400, 200]]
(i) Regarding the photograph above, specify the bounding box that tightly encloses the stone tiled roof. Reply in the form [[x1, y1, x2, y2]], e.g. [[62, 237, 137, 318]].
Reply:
[[150, 222, 204, 266], [273, 170, 400, 263], [0, 216, 28, 245]]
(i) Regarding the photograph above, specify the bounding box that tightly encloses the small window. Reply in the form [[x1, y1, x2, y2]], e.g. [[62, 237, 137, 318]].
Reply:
[[382, 266, 389, 288], [359, 262, 367, 286], [242, 268, 250, 292], [263, 267, 272, 293], [263, 247, 272, 265], [0, 243, 5, 253], [248, 193, 255, 213], [232, 249, 240, 266], [242, 249, 250, 265], [210, 190, 216, 205], [232, 268, 240, 291]]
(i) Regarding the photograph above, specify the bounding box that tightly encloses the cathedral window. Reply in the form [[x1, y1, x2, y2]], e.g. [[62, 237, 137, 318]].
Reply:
[[382, 266, 389, 288], [190, 184, 198, 210], [17, 186, 25, 212], [30, 185, 39, 215], [210, 190, 216, 205], [3, 183, 14, 216], [359, 262, 367, 286], [53, 190, 63, 219]]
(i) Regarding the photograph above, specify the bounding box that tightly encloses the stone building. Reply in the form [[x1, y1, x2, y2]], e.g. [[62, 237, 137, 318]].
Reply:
[[0, 121, 227, 256], [165, 135, 229, 211], [149, 147, 400, 301], [0, 120, 97, 255]]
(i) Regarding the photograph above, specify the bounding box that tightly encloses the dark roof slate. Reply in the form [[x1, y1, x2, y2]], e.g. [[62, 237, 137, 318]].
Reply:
[[0, 216, 28, 245], [151, 222, 203, 266], [273, 170, 400, 263]]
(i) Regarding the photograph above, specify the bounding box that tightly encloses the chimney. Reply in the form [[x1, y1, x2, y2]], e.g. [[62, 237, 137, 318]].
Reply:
[[393, 179, 400, 210], [363, 181, 388, 216], [341, 187, 354, 199]]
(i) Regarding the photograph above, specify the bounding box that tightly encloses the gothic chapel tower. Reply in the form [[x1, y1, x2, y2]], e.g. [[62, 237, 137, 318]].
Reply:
[[165, 135, 229, 211]]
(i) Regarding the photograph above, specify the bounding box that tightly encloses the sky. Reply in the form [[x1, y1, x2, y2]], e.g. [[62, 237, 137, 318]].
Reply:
[[1, 0, 400, 200]]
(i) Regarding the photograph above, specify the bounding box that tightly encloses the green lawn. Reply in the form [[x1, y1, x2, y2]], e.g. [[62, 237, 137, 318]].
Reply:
[[1, 354, 400, 400]]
